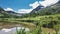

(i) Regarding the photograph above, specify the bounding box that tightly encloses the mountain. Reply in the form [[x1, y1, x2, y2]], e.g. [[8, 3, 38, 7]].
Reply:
[[30, 5, 44, 13], [5, 11, 23, 16], [30, 1, 60, 15], [6, 11, 16, 14], [0, 7, 22, 18], [0, 1, 60, 17]]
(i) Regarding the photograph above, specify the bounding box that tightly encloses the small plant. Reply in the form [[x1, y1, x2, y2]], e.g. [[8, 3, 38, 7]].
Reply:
[[16, 27, 26, 34]]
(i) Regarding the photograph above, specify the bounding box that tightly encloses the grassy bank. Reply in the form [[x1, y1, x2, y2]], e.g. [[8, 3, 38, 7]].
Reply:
[[0, 14, 60, 34]]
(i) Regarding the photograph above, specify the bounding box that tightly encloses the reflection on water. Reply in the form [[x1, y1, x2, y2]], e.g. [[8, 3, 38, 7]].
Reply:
[[58, 30, 60, 34], [0, 27, 30, 34]]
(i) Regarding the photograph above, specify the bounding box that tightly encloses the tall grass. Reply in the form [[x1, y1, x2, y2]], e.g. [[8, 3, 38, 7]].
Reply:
[[15, 27, 42, 34], [16, 27, 27, 34]]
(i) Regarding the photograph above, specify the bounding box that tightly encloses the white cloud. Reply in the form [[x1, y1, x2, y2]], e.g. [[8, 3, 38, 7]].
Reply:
[[17, 1, 40, 13], [29, 1, 40, 9], [4, 8, 14, 11], [4, 1, 40, 14], [29, 0, 59, 8], [39, 0, 59, 7], [4, 0, 59, 13], [17, 9, 33, 13]]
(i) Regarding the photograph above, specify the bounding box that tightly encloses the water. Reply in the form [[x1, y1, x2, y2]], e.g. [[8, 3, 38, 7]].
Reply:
[[0, 27, 30, 34], [58, 30, 60, 34]]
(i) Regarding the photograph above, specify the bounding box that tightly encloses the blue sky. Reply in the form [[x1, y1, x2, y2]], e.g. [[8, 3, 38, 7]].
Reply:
[[0, 0, 59, 13], [0, 0, 43, 10]]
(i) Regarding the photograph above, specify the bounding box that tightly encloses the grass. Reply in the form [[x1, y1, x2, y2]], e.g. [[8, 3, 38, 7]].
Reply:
[[0, 14, 60, 34]]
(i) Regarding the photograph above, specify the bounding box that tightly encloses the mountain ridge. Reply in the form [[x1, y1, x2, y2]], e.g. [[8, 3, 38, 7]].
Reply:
[[30, 0, 60, 14], [29, 0, 60, 15]]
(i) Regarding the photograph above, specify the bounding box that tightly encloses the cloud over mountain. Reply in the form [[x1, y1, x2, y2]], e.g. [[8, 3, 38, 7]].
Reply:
[[17, 1, 40, 13], [4, 8, 14, 11], [39, 0, 59, 7], [17, 9, 33, 13], [4, 0, 59, 13], [29, 1, 40, 9]]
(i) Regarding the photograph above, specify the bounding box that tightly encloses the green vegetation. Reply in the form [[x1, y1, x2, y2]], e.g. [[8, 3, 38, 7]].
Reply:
[[0, 2, 60, 34], [15, 14, 60, 34], [15, 28, 27, 34]]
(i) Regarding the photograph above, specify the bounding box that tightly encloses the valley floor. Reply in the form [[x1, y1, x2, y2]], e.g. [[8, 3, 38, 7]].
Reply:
[[0, 14, 60, 34]]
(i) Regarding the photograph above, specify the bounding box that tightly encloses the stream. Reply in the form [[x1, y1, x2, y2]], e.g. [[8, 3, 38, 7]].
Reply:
[[0, 24, 30, 34], [0, 27, 29, 34]]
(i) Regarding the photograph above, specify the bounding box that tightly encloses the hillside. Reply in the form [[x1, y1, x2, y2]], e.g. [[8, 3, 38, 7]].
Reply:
[[0, 1, 60, 34], [0, 7, 21, 18], [28, 1, 60, 17]]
